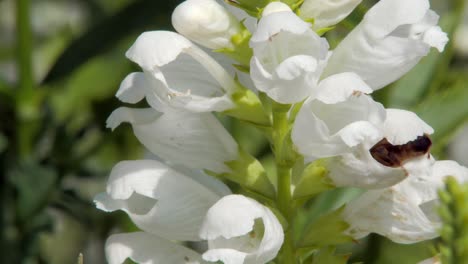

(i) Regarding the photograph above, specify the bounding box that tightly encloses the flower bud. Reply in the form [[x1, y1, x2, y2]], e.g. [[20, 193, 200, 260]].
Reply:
[[172, 0, 242, 49]]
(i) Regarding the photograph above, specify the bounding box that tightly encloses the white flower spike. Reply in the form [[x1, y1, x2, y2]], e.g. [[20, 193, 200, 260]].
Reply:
[[249, 2, 329, 104], [94, 159, 231, 241], [119, 31, 239, 112], [343, 160, 468, 243], [106, 107, 238, 173], [322, 0, 449, 89], [200, 195, 284, 264], [300, 0, 363, 30], [172, 0, 243, 50]]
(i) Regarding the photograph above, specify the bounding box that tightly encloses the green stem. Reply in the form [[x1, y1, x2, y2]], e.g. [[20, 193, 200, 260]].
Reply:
[[16, 0, 35, 158], [16, 0, 33, 100], [273, 103, 295, 263]]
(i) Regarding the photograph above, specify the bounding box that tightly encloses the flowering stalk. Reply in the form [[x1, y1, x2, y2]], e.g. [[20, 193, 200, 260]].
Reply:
[[95, 0, 468, 264], [272, 102, 296, 262]]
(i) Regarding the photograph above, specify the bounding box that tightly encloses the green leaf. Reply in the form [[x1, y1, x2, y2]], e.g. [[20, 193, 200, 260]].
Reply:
[[8, 161, 58, 222], [299, 207, 353, 248], [413, 80, 468, 154], [42, 0, 178, 83], [49, 52, 131, 123], [311, 247, 350, 264], [0, 132, 7, 153]]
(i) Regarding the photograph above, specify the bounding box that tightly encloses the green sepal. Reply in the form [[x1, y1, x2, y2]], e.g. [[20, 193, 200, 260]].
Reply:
[[219, 148, 276, 199], [280, 0, 302, 9], [224, 85, 271, 127], [310, 247, 350, 264], [316, 26, 335, 36], [293, 162, 335, 200], [226, 0, 270, 17], [216, 24, 253, 67], [298, 207, 353, 248], [290, 0, 305, 11]]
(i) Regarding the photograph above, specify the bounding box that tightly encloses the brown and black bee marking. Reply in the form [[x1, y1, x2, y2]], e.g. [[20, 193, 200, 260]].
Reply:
[[369, 134, 432, 168]]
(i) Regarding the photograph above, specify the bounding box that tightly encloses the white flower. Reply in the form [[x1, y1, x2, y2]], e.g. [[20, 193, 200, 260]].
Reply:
[[95, 160, 231, 263], [106, 107, 238, 173], [95, 160, 231, 241], [343, 160, 468, 244], [105, 232, 208, 264], [322, 0, 448, 90], [299, 0, 363, 30], [292, 73, 435, 188], [172, 0, 242, 50], [249, 2, 329, 104], [199, 195, 284, 264], [119, 31, 239, 112]]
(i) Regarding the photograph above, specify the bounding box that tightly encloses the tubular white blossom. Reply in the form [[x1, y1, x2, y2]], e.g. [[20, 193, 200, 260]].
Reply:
[[300, 0, 363, 30], [293, 76, 439, 189], [343, 160, 468, 243], [199, 195, 284, 264], [172, 0, 242, 50], [292, 72, 385, 159], [322, 0, 449, 90], [106, 107, 238, 173], [94, 160, 231, 241], [249, 2, 329, 104], [105, 232, 208, 264], [121, 31, 238, 112]]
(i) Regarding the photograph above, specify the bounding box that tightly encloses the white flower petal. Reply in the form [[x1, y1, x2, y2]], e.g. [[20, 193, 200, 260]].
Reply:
[[323, 0, 448, 89], [126, 31, 193, 70], [249, 8, 329, 103], [202, 249, 247, 264], [105, 232, 206, 264], [324, 148, 407, 189], [172, 0, 242, 49], [300, 0, 363, 30], [343, 160, 468, 243], [116, 72, 148, 104], [343, 187, 439, 243], [252, 6, 310, 43], [200, 195, 284, 264], [292, 94, 385, 159], [155, 53, 235, 112], [383, 109, 433, 145], [315, 72, 373, 104], [261, 2, 291, 16], [95, 160, 229, 241], [432, 160, 468, 183], [106, 107, 238, 173], [123, 31, 239, 112], [250, 55, 320, 103]]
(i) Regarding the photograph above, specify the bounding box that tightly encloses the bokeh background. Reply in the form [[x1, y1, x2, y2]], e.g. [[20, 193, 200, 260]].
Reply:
[[1, 0, 467, 263]]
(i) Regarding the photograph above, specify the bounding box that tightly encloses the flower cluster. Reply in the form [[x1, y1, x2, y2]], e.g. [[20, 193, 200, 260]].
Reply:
[[95, 0, 468, 263]]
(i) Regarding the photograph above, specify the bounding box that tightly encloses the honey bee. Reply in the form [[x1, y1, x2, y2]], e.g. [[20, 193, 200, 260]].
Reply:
[[369, 134, 432, 168]]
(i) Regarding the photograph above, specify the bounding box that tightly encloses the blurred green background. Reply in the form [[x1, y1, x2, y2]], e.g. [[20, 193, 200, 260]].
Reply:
[[1, 0, 467, 263]]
